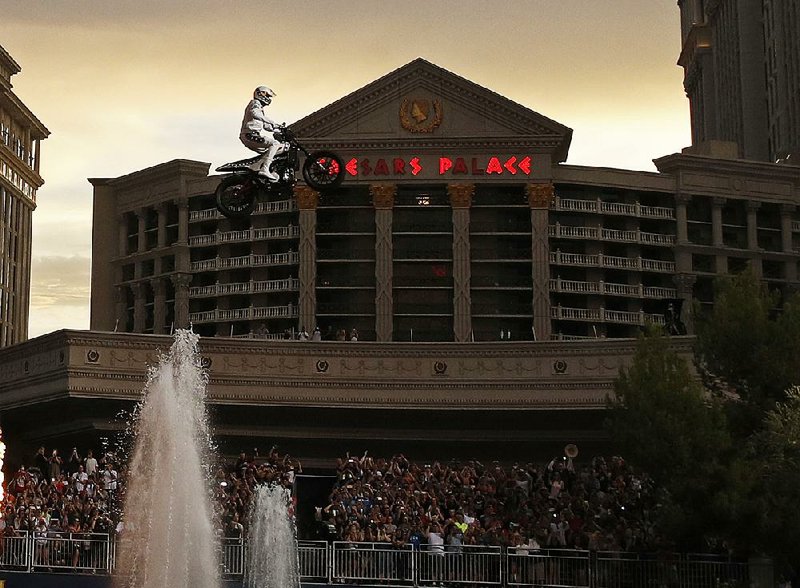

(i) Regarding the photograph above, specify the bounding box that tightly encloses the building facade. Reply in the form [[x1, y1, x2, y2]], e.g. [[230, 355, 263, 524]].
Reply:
[[0, 328, 694, 468], [678, 0, 799, 162], [90, 59, 800, 343], [0, 44, 49, 347]]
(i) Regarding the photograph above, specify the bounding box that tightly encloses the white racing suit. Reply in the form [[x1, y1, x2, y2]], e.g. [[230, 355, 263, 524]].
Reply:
[[239, 99, 284, 180]]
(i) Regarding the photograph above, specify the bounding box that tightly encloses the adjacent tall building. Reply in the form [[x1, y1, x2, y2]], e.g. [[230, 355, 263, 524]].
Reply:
[[678, 0, 800, 162], [0, 44, 49, 347]]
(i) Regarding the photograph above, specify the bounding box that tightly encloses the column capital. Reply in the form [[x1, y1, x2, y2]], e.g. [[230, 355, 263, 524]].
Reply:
[[526, 183, 554, 209], [114, 284, 128, 303], [673, 272, 697, 294], [447, 183, 474, 208], [170, 273, 192, 289], [294, 185, 320, 210], [674, 193, 692, 204], [746, 201, 761, 211], [370, 184, 396, 209], [150, 277, 167, 294], [173, 196, 189, 209], [712, 196, 726, 207], [781, 203, 796, 214]]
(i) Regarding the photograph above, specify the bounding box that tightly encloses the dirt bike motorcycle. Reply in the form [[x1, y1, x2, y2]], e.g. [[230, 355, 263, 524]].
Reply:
[[214, 124, 345, 218]]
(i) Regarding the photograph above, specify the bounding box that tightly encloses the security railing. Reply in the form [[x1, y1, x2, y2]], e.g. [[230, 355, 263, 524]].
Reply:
[[0, 536, 768, 587]]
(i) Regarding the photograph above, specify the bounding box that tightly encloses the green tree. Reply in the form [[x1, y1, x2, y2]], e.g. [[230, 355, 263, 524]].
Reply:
[[606, 328, 732, 548], [744, 387, 800, 564], [695, 271, 800, 425]]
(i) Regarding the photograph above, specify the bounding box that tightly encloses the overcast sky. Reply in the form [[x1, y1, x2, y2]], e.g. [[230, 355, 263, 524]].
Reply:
[[1, 1, 690, 338]]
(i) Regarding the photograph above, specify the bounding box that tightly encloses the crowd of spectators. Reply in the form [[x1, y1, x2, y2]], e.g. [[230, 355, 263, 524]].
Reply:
[[1, 446, 120, 568], [318, 452, 670, 553], [2, 443, 669, 557]]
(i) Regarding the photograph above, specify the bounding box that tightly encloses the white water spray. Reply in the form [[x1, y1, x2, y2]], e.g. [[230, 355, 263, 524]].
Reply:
[[245, 485, 300, 588], [114, 330, 220, 588]]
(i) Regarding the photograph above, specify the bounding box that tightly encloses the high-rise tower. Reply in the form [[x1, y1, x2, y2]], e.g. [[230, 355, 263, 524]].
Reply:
[[0, 44, 49, 347], [677, 0, 799, 163]]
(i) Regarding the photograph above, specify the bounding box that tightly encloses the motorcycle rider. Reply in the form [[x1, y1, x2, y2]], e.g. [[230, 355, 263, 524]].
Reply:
[[240, 85, 283, 181]]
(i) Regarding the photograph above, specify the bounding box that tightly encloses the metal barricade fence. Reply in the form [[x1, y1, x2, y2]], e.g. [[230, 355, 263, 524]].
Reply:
[[684, 554, 749, 588], [0, 533, 773, 587], [595, 551, 681, 588], [30, 532, 112, 574], [222, 537, 245, 576], [507, 548, 590, 587], [0, 531, 30, 570], [298, 540, 330, 583], [418, 544, 502, 587], [332, 541, 416, 586]]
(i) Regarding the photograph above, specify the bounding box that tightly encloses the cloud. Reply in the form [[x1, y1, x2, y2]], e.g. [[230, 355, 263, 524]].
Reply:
[[29, 255, 91, 309]]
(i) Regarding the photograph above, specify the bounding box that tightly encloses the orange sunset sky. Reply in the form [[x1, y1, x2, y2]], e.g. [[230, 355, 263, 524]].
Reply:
[[0, 1, 691, 337]]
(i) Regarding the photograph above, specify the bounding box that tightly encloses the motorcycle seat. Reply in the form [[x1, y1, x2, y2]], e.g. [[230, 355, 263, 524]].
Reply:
[[215, 155, 263, 172]]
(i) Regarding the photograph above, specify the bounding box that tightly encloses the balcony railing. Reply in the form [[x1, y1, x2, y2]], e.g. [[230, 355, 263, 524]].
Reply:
[[191, 251, 299, 271], [551, 304, 665, 325], [549, 224, 676, 245], [550, 250, 675, 272], [553, 197, 675, 219], [189, 199, 296, 222], [189, 303, 298, 323], [190, 278, 300, 297], [189, 225, 300, 246], [550, 278, 677, 299]]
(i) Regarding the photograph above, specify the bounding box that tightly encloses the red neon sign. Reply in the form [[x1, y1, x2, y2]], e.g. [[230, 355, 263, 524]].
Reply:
[[344, 155, 533, 177]]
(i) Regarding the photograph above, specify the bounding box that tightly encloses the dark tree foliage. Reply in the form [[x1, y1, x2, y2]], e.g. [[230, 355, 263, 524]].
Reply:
[[695, 271, 800, 426], [605, 328, 732, 550]]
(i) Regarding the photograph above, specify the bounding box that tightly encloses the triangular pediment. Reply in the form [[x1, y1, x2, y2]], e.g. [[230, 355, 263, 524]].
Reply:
[[291, 58, 572, 162]]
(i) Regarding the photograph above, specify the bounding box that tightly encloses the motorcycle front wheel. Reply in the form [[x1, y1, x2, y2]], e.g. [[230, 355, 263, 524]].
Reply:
[[215, 175, 257, 218], [302, 151, 346, 191]]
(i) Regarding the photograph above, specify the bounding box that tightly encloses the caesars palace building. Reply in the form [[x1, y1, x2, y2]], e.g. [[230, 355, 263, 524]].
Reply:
[[1, 58, 799, 467]]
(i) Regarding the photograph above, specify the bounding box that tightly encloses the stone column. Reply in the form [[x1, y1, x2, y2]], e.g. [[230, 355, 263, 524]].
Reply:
[[674, 193, 692, 273], [372, 184, 396, 342], [115, 285, 127, 331], [156, 203, 168, 248], [118, 214, 128, 257], [171, 273, 192, 329], [175, 197, 190, 274], [151, 277, 167, 334], [781, 204, 797, 282], [746, 201, 760, 250], [133, 282, 147, 332], [711, 197, 725, 247], [527, 183, 553, 341], [746, 201, 762, 276], [448, 183, 474, 342], [675, 193, 690, 245], [136, 208, 147, 253], [295, 185, 319, 333], [673, 273, 696, 335]]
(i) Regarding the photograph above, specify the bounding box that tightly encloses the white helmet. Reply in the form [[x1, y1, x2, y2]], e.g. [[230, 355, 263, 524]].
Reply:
[[254, 85, 276, 106]]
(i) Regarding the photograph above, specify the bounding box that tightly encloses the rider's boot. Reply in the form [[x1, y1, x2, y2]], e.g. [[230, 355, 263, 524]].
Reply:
[[258, 144, 280, 181]]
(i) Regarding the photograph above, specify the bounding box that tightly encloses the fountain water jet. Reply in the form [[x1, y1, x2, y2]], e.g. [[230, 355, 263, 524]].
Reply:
[[245, 484, 300, 588], [114, 330, 220, 588]]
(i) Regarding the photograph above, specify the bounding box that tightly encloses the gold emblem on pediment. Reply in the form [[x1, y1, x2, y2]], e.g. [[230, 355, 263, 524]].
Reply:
[[400, 98, 443, 133]]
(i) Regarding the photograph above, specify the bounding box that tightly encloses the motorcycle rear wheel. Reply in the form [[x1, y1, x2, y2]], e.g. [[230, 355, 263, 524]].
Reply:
[[302, 151, 346, 191], [215, 175, 257, 218]]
